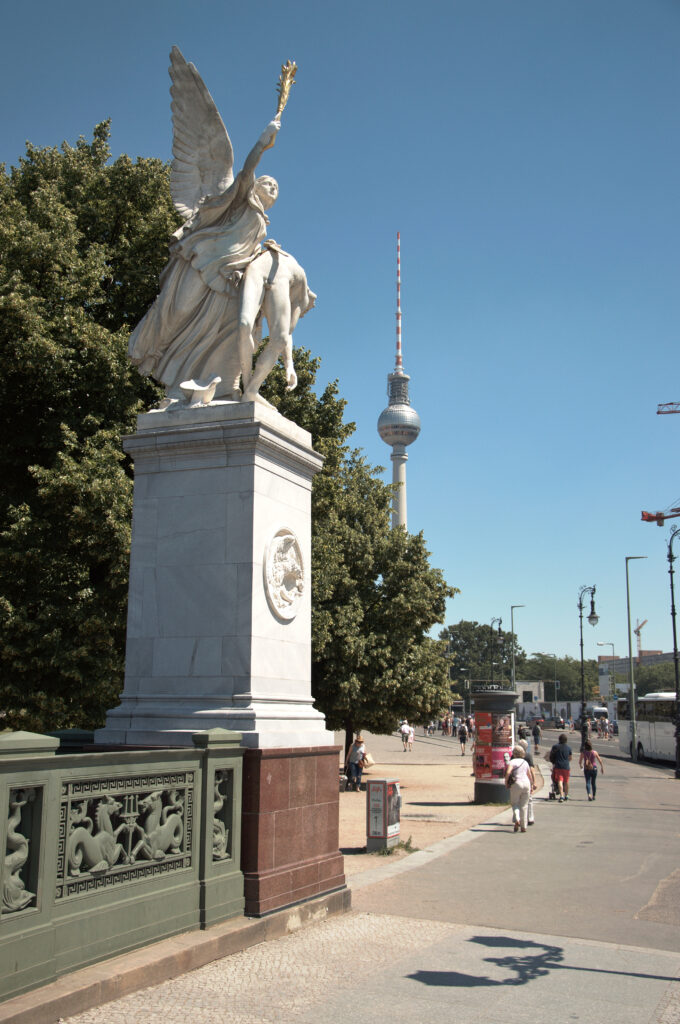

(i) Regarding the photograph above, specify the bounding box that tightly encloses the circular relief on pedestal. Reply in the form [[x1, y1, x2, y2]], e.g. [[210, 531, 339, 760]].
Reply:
[[263, 528, 304, 621]]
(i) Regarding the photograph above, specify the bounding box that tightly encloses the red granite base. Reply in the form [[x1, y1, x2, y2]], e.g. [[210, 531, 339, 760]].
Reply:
[[241, 746, 346, 916]]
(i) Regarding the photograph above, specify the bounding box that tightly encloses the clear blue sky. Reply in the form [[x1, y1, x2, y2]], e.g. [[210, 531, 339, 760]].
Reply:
[[2, 0, 679, 666]]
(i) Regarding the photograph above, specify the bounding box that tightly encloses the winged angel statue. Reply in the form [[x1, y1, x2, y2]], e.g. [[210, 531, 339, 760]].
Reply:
[[128, 47, 315, 408]]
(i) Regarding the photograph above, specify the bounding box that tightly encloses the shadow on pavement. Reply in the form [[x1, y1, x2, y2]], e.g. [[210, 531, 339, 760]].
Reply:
[[406, 935, 678, 988]]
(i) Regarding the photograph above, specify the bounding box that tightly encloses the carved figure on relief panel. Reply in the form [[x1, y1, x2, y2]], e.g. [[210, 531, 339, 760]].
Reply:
[[132, 790, 184, 861], [3, 789, 36, 912], [212, 771, 230, 860], [67, 795, 125, 876], [128, 48, 314, 408]]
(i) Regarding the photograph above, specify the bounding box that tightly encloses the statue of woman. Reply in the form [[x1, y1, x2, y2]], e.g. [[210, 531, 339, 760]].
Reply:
[[128, 48, 311, 406]]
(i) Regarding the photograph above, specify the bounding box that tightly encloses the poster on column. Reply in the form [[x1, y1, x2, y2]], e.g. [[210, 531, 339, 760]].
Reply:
[[491, 712, 514, 778], [473, 711, 514, 779]]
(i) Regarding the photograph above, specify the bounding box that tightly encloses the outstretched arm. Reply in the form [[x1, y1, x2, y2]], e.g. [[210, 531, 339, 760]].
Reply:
[[237, 119, 280, 192]]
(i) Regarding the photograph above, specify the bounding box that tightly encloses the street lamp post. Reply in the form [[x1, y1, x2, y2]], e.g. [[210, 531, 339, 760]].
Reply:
[[578, 585, 599, 751], [626, 556, 647, 763], [666, 528, 680, 779], [597, 642, 616, 702], [510, 605, 525, 690], [490, 618, 502, 683]]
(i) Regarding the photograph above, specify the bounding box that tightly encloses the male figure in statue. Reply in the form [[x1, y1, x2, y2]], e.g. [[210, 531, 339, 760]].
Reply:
[[128, 48, 313, 406]]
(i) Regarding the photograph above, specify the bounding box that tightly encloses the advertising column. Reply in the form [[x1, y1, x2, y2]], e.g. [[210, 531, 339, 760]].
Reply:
[[472, 686, 518, 803]]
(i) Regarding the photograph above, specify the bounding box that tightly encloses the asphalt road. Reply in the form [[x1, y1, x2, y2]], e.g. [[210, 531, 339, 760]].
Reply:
[[354, 728, 680, 951]]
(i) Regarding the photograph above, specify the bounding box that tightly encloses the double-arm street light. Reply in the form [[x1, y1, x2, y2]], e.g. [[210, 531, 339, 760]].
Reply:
[[597, 641, 616, 701], [666, 528, 680, 778], [510, 605, 525, 690], [578, 585, 599, 750], [626, 556, 647, 762]]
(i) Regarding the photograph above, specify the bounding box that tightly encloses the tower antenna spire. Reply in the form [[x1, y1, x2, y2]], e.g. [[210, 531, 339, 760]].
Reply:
[[396, 231, 403, 372]]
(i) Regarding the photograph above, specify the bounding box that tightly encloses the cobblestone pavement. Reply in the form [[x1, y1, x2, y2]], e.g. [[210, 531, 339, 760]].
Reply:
[[61, 912, 680, 1024]]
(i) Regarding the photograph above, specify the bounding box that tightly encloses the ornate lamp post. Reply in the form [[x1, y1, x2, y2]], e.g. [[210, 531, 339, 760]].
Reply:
[[578, 585, 599, 750], [667, 528, 680, 778]]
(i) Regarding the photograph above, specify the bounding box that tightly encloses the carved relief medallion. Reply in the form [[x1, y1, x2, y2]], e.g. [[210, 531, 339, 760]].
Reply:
[[263, 528, 304, 621]]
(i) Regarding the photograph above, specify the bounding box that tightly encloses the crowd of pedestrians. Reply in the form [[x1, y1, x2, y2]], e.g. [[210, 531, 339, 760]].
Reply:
[[508, 721, 608, 835]]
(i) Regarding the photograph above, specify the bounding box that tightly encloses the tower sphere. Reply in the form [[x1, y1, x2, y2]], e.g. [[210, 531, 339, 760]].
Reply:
[[378, 398, 421, 447]]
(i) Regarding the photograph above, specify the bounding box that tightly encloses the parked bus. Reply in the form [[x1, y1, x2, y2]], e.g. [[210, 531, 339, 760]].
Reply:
[[617, 692, 678, 761]]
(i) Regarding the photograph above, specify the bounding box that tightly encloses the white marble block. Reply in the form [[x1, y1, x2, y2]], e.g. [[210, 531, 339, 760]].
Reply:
[[95, 401, 333, 748]]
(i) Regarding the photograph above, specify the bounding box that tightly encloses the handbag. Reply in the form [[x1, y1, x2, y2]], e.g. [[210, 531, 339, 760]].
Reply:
[[505, 766, 518, 788], [362, 752, 375, 768]]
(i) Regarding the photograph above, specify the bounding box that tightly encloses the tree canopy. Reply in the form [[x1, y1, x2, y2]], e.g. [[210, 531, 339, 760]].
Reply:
[[518, 652, 598, 703], [441, 619, 525, 688], [0, 123, 178, 730], [0, 124, 455, 740]]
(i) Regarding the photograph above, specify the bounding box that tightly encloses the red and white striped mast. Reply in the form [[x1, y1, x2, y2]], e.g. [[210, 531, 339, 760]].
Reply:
[[395, 231, 403, 372]]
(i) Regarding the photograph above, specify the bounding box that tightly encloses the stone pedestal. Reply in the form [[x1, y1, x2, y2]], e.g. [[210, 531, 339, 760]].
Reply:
[[95, 400, 332, 749], [241, 746, 345, 916]]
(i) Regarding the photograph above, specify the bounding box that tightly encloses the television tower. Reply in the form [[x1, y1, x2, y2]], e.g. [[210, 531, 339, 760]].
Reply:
[[377, 233, 421, 529]]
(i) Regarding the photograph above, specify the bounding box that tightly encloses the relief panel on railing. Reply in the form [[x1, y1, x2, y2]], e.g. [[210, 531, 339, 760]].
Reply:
[[56, 772, 194, 899], [212, 769, 233, 862], [3, 787, 40, 914]]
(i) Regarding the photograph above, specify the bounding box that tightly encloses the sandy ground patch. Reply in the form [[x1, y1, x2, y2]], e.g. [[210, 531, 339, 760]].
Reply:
[[337, 731, 544, 877]]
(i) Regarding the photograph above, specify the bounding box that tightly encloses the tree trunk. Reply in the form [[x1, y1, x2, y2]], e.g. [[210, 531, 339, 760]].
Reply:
[[344, 720, 354, 760]]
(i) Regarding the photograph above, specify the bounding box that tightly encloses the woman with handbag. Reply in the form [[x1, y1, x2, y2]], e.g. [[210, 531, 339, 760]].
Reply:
[[579, 741, 605, 800], [504, 744, 536, 833], [345, 735, 366, 792]]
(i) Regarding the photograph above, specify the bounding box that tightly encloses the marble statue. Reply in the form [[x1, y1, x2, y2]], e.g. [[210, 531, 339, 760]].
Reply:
[[128, 48, 314, 408]]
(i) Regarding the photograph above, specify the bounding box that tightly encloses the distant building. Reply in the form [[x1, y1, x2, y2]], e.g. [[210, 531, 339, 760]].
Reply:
[[598, 651, 673, 697]]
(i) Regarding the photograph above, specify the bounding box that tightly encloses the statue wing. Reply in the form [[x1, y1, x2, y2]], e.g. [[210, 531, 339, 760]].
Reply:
[[169, 46, 234, 219]]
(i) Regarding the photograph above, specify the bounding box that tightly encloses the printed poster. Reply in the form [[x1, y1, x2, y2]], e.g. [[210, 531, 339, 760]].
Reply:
[[367, 781, 385, 838], [386, 782, 401, 839]]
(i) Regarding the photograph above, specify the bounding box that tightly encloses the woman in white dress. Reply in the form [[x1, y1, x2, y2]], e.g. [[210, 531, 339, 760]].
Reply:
[[504, 744, 536, 833]]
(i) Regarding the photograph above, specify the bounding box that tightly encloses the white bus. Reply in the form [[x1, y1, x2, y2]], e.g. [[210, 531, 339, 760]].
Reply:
[[617, 692, 678, 762]]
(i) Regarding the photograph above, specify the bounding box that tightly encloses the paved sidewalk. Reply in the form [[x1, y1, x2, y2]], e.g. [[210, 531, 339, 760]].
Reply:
[[59, 914, 680, 1024]]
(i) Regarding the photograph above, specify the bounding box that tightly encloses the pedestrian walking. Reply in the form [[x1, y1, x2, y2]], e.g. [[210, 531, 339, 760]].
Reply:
[[408, 725, 415, 751], [578, 741, 605, 800], [548, 733, 573, 801], [344, 735, 366, 792], [458, 721, 468, 755], [517, 738, 535, 825], [532, 722, 541, 754], [504, 744, 536, 832], [400, 720, 410, 751]]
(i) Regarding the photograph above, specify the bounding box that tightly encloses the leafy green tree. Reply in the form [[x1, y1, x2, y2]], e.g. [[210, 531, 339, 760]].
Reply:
[[441, 620, 525, 689], [0, 124, 178, 731], [521, 652, 598, 703], [616, 660, 678, 698]]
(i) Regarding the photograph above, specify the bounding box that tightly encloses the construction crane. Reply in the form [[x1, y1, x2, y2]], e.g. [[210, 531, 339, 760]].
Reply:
[[641, 507, 680, 526], [641, 402, 680, 523], [634, 618, 648, 661]]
